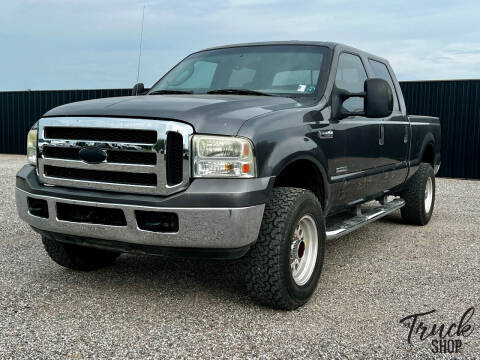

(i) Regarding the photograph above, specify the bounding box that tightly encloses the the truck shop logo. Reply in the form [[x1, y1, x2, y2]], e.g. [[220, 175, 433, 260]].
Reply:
[[399, 307, 474, 354]]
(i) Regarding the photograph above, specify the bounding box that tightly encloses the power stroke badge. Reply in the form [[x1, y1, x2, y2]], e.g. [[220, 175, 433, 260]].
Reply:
[[399, 307, 475, 354]]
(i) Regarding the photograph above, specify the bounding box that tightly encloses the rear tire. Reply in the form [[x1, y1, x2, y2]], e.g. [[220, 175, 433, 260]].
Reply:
[[240, 187, 325, 310], [42, 236, 120, 271], [400, 162, 435, 225]]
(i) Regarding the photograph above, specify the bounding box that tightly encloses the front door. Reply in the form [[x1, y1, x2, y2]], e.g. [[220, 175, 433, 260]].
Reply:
[[332, 52, 384, 205]]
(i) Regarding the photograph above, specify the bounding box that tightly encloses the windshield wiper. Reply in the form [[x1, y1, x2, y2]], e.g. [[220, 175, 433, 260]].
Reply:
[[149, 90, 193, 95], [206, 88, 275, 96]]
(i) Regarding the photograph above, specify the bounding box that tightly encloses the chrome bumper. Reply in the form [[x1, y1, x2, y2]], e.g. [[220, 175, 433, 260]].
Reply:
[[16, 188, 264, 249]]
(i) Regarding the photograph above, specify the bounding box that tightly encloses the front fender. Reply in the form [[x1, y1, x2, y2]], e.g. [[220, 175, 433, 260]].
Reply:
[[238, 109, 330, 208]]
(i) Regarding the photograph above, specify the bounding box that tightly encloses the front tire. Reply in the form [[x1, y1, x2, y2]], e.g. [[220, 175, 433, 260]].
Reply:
[[400, 162, 435, 225], [42, 236, 120, 271], [240, 187, 325, 310]]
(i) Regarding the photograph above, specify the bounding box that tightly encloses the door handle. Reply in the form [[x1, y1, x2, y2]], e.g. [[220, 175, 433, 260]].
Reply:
[[379, 125, 385, 146], [404, 125, 409, 143]]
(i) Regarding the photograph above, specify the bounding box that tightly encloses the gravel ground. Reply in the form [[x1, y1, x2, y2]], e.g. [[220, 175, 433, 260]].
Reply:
[[0, 154, 478, 359]]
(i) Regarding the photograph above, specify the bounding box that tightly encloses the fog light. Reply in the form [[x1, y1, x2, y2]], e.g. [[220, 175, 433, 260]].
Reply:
[[135, 211, 179, 233], [27, 197, 48, 218]]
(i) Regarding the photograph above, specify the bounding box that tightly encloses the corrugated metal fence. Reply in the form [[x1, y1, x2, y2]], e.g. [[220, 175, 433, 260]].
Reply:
[[1, 81, 479, 179], [0, 89, 130, 155], [400, 80, 480, 179]]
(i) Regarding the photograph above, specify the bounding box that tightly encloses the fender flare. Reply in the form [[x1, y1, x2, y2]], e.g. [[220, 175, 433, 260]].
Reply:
[[416, 133, 435, 166], [270, 152, 330, 210]]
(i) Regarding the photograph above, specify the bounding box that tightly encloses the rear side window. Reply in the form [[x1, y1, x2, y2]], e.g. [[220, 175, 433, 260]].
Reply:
[[335, 53, 367, 112], [368, 59, 400, 111]]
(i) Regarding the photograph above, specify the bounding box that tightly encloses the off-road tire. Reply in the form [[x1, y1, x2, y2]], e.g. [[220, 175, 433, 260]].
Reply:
[[400, 162, 435, 225], [42, 236, 120, 271], [240, 187, 325, 310]]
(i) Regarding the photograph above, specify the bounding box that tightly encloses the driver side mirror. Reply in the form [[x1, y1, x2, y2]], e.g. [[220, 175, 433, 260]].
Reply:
[[332, 78, 393, 120], [132, 82, 145, 96]]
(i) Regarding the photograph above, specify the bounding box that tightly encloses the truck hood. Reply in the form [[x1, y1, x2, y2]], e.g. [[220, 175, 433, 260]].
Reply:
[[44, 94, 302, 135]]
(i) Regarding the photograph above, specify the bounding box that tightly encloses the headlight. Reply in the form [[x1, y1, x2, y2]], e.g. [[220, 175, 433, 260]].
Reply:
[[27, 122, 38, 166], [192, 135, 256, 178]]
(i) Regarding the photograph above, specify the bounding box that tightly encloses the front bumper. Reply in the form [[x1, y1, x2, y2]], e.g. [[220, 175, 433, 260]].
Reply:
[[16, 165, 270, 255]]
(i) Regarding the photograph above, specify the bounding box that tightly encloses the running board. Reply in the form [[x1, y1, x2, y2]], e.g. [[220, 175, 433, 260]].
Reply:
[[326, 198, 405, 240]]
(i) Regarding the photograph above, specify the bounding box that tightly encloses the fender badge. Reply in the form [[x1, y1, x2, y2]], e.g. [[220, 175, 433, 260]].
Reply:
[[319, 130, 334, 139]]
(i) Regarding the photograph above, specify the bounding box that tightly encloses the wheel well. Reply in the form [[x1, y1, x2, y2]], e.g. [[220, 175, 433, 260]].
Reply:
[[422, 144, 435, 166], [274, 160, 325, 208]]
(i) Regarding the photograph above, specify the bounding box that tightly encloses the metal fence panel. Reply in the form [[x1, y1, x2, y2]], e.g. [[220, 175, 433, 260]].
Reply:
[[400, 80, 480, 179], [1, 82, 479, 179], [0, 89, 130, 155]]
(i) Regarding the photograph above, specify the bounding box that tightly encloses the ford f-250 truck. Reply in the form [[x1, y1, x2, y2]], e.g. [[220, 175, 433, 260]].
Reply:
[[16, 42, 440, 309]]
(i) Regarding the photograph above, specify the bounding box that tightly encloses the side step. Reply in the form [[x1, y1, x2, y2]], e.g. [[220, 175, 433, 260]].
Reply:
[[326, 198, 405, 240]]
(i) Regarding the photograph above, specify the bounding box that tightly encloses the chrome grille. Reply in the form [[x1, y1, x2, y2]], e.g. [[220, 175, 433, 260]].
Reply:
[[37, 117, 193, 195]]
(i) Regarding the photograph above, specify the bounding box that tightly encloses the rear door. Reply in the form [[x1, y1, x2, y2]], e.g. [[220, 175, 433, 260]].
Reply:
[[367, 59, 409, 191]]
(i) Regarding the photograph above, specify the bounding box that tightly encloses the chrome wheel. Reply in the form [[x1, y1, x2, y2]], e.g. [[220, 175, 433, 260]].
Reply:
[[424, 177, 433, 213], [290, 214, 318, 286]]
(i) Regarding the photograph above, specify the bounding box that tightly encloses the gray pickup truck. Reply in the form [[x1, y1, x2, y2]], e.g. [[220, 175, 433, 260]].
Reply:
[[16, 42, 440, 309]]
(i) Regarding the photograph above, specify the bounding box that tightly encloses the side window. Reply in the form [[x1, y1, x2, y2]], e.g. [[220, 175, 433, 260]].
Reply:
[[167, 61, 217, 90], [335, 53, 367, 112], [369, 59, 400, 111]]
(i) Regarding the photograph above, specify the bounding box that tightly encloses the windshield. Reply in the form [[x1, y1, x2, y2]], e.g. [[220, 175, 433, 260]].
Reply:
[[149, 45, 330, 98]]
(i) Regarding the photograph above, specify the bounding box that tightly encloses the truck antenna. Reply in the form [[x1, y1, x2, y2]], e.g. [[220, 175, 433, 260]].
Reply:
[[135, 2, 146, 96]]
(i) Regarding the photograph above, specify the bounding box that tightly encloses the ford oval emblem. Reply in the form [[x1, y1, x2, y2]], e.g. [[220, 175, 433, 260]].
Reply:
[[78, 147, 107, 164]]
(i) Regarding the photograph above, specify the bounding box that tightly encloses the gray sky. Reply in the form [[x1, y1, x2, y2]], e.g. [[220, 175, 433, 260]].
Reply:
[[1, 0, 479, 90]]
